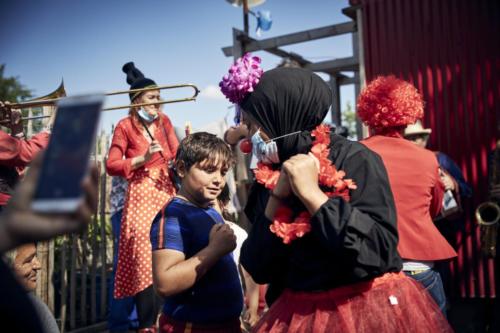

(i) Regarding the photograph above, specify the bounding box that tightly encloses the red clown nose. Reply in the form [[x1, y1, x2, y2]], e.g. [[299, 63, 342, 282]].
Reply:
[[239, 138, 252, 154]]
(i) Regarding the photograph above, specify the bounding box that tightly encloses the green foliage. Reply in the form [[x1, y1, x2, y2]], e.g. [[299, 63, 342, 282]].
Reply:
[[342, 101, 358, 140], [53, 214, 113, 273], [0, 64, 33, 102]]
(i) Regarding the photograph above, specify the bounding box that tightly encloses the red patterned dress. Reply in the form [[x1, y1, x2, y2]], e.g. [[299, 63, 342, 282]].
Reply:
[[106, 113, 178, 298]]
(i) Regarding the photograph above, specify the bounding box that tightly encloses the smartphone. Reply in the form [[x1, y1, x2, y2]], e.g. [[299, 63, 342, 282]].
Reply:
[[32, 94, 104, 212]]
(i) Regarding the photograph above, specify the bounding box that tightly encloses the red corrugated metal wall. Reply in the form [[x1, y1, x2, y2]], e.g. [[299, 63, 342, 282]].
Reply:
[[355, 0, 500, 298]]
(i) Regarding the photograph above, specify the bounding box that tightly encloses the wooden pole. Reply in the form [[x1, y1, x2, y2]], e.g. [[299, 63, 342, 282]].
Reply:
[[69, 235, 77, 330], [80, 228, 88, 325], [354, 6, 369, 139], [329, 75, 342, 126], [99, 168, 108, 319], [60, 236, 68, 333], [243, 0, 249, 35], [90, 148, 99, 323], [48, 239, 55, 312]]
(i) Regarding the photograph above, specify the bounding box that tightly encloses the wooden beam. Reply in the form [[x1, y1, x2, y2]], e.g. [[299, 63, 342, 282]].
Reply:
[[225, 30, 311, 66], [222, 21, 356, 56], [342, 5, 361, 21], [305, 57, 359, 73], [224, 29, 359, 76], [339, 75, 359, 85], [266, 49, 311, 66], [232, 28, 244, 59], [227, 29, 312, 66]]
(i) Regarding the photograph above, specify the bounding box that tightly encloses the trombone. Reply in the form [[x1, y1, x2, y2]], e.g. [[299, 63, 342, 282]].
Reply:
[[0, 83, 200, 125]]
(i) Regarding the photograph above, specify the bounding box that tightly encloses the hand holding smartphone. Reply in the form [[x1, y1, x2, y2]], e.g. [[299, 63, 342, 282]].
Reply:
[[32, 94, 104, 213]]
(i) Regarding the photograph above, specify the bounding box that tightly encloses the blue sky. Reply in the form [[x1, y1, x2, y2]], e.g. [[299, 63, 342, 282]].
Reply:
[[1, 0, 354, 134]]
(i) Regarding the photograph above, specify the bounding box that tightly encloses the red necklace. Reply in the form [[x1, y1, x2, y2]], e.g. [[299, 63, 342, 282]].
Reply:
[[253, 124, 357, 244]]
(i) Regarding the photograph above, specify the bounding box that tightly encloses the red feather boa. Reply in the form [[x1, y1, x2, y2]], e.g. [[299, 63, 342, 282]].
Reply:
[[253, 124, 357, 244]]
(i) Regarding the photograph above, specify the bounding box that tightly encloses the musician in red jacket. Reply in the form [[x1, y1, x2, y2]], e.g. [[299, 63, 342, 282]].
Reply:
[[359, 76, 456, 316], [0, 102, 50, 210]]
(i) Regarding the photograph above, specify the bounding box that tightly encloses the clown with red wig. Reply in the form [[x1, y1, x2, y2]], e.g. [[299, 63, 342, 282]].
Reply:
[[360, 76, 457, 318], [219, 54, 452, 333]]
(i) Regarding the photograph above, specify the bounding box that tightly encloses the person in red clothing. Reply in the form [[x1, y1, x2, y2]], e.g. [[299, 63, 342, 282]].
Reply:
[[0, 102, 50, 210], [106, 62, 179, 333], [358, 75, 457, 316]]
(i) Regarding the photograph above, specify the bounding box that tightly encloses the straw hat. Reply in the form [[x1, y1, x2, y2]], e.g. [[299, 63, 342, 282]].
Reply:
[[404, 120, 432, 136]]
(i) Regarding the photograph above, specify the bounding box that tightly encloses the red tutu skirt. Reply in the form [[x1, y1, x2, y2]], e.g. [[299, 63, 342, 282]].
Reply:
[[252, 273, 452, 333], [159, 314, 242, 333]]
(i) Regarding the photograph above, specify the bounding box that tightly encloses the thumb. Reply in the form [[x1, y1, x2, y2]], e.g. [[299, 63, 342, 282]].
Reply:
[[308, 152, 320, 172]]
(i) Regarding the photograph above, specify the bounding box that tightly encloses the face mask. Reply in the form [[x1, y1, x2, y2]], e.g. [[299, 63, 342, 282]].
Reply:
[[240, 129, 303, 163], [251, 130, 280, 164], [137, 108, 158, 123]]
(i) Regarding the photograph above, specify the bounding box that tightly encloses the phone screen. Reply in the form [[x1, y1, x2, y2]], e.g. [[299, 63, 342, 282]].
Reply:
[[33, 96, 102, 202]]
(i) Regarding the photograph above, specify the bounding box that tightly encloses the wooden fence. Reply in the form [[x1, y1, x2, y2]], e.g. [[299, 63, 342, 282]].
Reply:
[[36, 159, 113, 332]]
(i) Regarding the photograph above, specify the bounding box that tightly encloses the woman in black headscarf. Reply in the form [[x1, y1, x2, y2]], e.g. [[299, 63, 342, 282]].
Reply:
[[220, 56, 452, 332]]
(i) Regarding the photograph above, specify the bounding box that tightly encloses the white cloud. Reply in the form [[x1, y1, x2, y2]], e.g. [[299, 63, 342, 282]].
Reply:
[[200, 85, 225, 100]]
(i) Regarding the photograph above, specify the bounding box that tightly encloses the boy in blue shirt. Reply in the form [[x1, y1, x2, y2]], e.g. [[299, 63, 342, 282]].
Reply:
[[150, 132, 243, 333]]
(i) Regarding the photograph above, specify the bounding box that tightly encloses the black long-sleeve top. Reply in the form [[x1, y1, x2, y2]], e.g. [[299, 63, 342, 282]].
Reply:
[[240, 134, 403, 305]]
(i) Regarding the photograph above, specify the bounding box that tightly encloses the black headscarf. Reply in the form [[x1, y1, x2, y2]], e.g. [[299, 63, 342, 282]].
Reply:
[[240, 67, 332, 162]]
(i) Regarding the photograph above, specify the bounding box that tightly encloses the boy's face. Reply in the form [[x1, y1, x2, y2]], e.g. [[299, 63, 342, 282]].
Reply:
[[179, 158, 228, 206]]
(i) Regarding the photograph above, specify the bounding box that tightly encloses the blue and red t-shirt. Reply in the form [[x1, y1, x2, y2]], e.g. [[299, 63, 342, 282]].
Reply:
[[150, 197, 243, 324]]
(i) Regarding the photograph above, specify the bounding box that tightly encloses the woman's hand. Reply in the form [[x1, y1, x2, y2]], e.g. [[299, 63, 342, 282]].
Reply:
[[282, 153, 327, 215], [282, 154, 320, 199], [0, 101, 23, 135], [224, 124, 249, 145], [144, 140, 163, 161], [131, 140, 163, 170], [272, 171, 292, 199]]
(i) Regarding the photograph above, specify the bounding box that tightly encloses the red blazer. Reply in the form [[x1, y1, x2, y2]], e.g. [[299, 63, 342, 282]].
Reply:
[[362, 134, 457, 261], [106, 113, 179, 179], [0, 131, 49, 168], [0, 130, 49, 205]]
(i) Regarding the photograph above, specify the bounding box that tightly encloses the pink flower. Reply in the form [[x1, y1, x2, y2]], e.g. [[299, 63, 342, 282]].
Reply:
[[219, 53, 264, 104]]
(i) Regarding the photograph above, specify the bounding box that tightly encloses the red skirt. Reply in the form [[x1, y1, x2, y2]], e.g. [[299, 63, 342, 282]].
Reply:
[[159, 314, 242, 333], [252, 273, 452, 333], [114, 167, 175, 298]]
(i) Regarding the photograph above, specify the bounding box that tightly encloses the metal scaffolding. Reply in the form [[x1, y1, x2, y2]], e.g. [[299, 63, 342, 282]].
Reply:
[[221, 5, 365, 137]]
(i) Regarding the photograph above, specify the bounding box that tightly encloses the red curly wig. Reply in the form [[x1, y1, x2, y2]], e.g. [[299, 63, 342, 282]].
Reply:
[[357, 75, 424, 130]]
